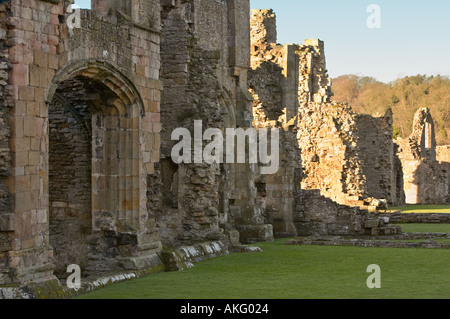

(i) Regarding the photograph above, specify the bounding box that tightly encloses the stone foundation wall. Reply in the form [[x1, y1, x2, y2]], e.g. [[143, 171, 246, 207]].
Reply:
[[288, 235, 450, 249], [373, 212, 450, 224], [295, 190, 401, 237]]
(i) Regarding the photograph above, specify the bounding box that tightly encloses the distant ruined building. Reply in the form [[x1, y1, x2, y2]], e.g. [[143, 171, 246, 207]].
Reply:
[[249, 9, 406, 209], [395, 108, 450, 204], [0, 1, 447, 298]]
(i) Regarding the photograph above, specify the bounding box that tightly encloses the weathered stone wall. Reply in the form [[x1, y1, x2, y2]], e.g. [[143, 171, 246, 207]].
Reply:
[[249, 10, 302, 238], [250, 9, 402, 209], [249, 8, 406, 244], [0, 2, 13, 285], [48, 79, 92, 277], [437, 145, 450, 163], [159, 0, 225, 246], [262, 129, 302, 238], [295, 189, 402, 237], [396, 108, 449, 204], [1, 0, 164, 284], [297, 39, 332, 105], [248, 9, 400, 238], [355, 109, 404, 204], [298, 104, 404, 208], [298, 103, 364, 204], [158, 0, 273, 246]]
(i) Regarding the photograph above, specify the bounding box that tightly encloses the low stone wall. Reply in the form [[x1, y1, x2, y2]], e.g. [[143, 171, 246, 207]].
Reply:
[[372, 212, 450, 224], [287, 234, 450, 249], [160, 241, 230, 271]]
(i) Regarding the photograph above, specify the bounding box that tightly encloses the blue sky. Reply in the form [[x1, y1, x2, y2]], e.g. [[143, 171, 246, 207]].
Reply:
[[75, 0, 450, 83], [250, 0, 450, 83]]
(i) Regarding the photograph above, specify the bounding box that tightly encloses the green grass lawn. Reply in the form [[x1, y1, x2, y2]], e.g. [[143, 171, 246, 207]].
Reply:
[[388, 205, 450, 214], [76, 239, 450, 300], [398, 223, 450, 233]]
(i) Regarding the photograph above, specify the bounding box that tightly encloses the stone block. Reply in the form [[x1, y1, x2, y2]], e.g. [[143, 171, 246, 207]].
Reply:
[[28, 151, 40, 166], [10, 137, 31, 152], [23, 117, 36, 137], [0, 213, 15, 232], [18, 86, 34, 102], [236, 224, 274, 244], [10, 64, 29, 86], [33, 50, 48, 68], [15, 151, 29, 167]]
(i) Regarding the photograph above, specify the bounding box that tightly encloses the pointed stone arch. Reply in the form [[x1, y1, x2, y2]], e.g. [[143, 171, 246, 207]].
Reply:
[[45, 60, 156, 276], [46, 60, 145, 116]]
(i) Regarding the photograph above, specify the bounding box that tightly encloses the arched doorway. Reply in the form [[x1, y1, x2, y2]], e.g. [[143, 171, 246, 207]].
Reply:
[[46, 61, 146, 278]]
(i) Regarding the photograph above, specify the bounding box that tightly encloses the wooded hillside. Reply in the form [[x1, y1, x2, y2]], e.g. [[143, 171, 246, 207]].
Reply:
[[331, 74, 450, 145]]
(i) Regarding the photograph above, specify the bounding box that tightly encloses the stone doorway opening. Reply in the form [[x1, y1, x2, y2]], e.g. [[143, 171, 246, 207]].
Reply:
[[49, 77, 95, 278], [47, 63, 146, 279]]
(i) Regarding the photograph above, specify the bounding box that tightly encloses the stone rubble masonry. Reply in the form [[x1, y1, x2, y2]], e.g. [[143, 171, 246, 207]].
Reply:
[[249, 9, 404, 213], [158, 0, 272, 246], [395, 108, 450, 204], [248, 9, 401, 239], [298, 103, 405, 208]]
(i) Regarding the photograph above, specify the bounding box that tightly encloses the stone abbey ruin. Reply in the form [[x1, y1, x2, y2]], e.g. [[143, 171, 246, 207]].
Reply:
[[0, 1, 448, 298]]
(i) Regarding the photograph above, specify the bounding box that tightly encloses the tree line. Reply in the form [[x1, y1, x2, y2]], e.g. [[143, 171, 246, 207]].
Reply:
[[331, 74, 450, 145]]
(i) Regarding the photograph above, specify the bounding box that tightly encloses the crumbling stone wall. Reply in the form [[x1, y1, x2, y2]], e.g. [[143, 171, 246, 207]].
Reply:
[[355, 109, 404, 204], [159, 0, 228, 246], [396, 108, 449, 204], [159, 0, 270, 246], [297, 39, 332, 106], [298, 103, 365, 204], [296, 189, 401, 237], [249, 9, 302, 238], [0, 1, 13, 284], [437, 146, 450, 203], [249, 9, 403, 210], [298, 104, 404, 208], [248, 9, 400, 238]]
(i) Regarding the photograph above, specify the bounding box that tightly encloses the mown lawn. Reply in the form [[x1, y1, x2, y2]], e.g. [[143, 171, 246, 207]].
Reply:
[[398, 223, 450, 233], [77, 238, 450, 300], [388, 205, 450, 214]]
